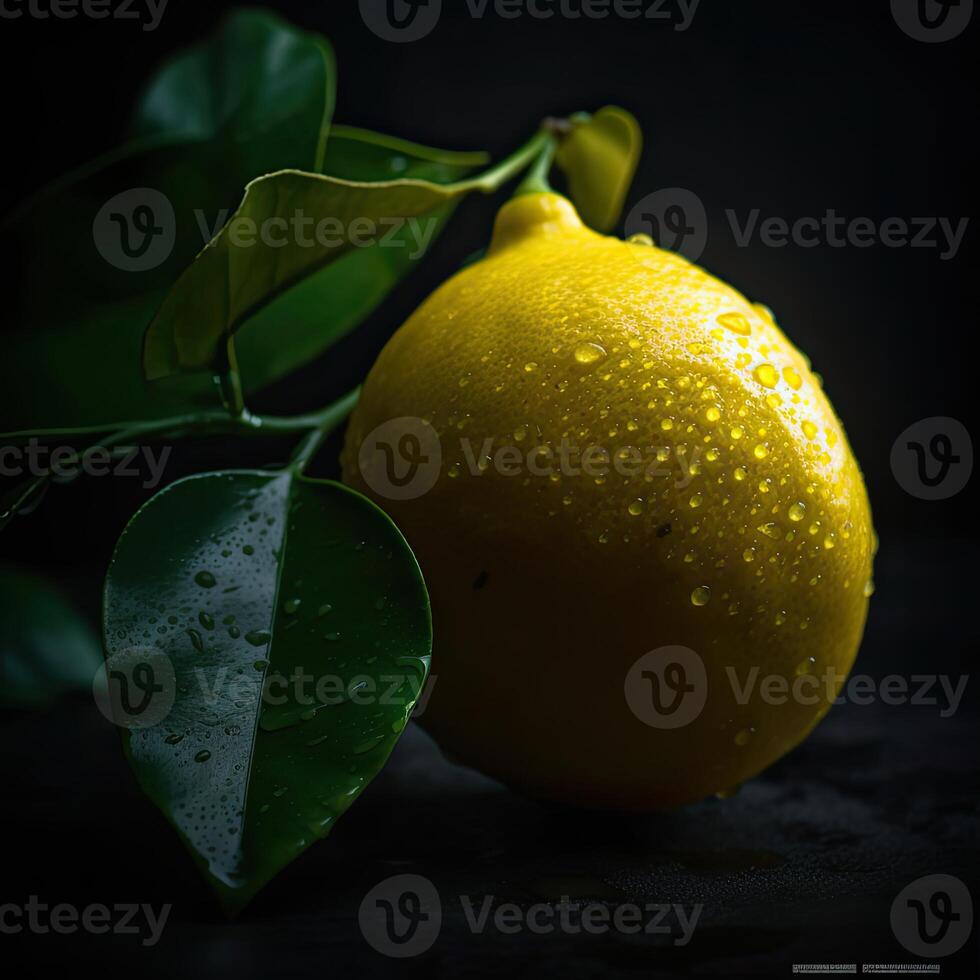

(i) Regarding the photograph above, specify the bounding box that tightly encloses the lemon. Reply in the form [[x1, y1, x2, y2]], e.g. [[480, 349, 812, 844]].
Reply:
[[341, 192, 875, 809]]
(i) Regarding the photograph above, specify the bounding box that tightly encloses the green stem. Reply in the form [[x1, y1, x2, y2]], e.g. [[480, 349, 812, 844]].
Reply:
[[214, 336, 247, 419], [1, 401, 358, 446], [465, 128, 553, 194], [0, 389, 361, 533], [290, 388, 361, 474], [0, 475, 48, 526], [514, 133, 558, 196]]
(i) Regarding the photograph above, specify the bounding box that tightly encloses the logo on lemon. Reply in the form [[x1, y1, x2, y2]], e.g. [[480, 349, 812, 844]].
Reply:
[[342, 191, 875, 809]]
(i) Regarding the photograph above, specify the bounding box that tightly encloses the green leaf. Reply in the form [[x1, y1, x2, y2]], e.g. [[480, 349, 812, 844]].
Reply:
[[130, 9, 334, 171], [555, 106, 642, 233], [233, 127, 488, 392], [143, 167, 484, 380], [1, 10, 335, 430], [1, 293, 220, 431], [102, 469, 432, 913], [0, 566, 103, 708]]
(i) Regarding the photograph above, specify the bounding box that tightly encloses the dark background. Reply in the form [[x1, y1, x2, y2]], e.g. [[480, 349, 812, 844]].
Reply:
[[0, 1, 977, 977]]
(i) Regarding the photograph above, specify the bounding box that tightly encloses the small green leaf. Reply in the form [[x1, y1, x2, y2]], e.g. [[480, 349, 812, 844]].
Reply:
[[102, 469, 432, 912], [555, 106, 642, 233], [1, 566, 103, 708], [143, 168, 482, 380]]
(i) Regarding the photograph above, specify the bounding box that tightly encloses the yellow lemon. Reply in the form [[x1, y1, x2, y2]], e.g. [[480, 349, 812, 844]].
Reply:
[[341, 192, 875, 809]]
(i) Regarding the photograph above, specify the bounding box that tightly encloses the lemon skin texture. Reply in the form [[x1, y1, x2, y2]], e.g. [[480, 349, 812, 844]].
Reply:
[[341, 192, 875, 809]]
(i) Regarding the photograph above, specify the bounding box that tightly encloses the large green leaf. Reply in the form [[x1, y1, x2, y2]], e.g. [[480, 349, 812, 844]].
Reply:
[[102, 469, 432, 912], [0, 566, 103, 708], [1, 16, 488, 428], [130, 10, 334, 166], [1, 133, 484, 429], [11, 10, 335, 329], [555, 106, 642, 233], [1, 10, 336, 430], [1, 292, 219, 431], [234, 127, 488, 392]]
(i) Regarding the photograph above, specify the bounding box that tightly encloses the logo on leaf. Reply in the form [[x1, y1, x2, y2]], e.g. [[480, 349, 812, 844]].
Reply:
[[93, 647, 176, 728]]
